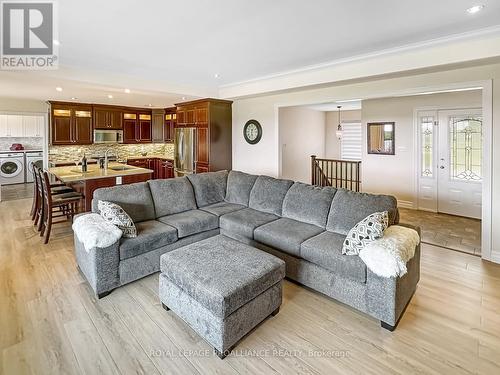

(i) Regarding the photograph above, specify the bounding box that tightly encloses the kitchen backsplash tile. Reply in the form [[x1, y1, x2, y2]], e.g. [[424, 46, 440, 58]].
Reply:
[[0, 137, 43, 151], [49, 143, 174, 163]]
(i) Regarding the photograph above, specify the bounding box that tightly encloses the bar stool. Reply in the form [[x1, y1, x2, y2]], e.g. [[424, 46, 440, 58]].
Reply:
[[39, 169, 83, 244], [31, 164, 74, 226]]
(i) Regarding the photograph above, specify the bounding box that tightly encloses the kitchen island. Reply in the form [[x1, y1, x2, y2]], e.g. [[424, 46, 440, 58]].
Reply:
[[48, 162, 153, 212]]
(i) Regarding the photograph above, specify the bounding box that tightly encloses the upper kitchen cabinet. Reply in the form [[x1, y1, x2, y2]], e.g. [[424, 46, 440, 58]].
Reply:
[[123, 111, 152, 143], [164, 107, 176, 143], [0, 114, 43, 137], [152, 109, 165, 143], [174, 98, 233, 172], [49, 102, 93, 145], [93, 106, 123, 129]]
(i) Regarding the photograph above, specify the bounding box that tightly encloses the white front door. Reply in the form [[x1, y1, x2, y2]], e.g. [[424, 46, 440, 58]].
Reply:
[[417, 108, 482, 219], [437, 109, 483, 219]]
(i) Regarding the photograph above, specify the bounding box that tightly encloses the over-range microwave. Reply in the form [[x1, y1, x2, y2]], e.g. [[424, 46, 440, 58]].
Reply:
[[93, 129, 123, 144]]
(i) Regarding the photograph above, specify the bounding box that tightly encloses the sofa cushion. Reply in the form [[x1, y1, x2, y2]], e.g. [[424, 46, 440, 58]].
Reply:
[[160, 235, 285, 318], [92, 182, 156, 223], [148, 177, 197, 217], [225, 170, 258, 206], [158, 209, 218, 238], [282, 182, 336, 228], [300, 231, 367, 283], [326, 189, 398, 235], [219, 207, 279, 240], [254, 218, 324, 257], [343, 211, 389, 255], [199, 201, 245, 217], [97, 200, 137, 238], [248, 176, 294, 216], [186, 170, 228, 208], [119, 220, 178, 260]]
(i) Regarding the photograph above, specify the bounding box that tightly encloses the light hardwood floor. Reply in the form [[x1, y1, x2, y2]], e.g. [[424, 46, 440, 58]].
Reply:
[[2, 198, 500, 375]]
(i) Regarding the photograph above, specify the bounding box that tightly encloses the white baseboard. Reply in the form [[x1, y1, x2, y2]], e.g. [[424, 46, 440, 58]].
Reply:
[[397, 200, 415, 209]]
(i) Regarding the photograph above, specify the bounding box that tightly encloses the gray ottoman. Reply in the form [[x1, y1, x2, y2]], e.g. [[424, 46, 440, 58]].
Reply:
[[159, 234, 285, 359]]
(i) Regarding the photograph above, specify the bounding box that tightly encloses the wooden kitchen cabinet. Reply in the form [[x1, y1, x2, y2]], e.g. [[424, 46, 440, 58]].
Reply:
[[152, 110, 165, 143], [174, 98, 232, 172], [123, 112, 152, 143], [127, 157, 174, 179], [50, 104, 93, 145], [127, 158, 149, 169], [161, 159, 174, 179], [164, 107, 176, 143], [93, 106, 123, 129]]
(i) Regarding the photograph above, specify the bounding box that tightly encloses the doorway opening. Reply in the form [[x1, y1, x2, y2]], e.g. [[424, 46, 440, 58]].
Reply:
[[277, 83, 490, 258]]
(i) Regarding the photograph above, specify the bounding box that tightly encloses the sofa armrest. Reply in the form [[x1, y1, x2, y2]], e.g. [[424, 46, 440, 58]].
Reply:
[[366, 223, 421, 328], [74, 231, 120, 298]]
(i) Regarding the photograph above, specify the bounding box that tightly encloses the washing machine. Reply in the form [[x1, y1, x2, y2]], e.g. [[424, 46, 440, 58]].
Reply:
[[0, 152, 25, 185], [25, 151, 44, 183]]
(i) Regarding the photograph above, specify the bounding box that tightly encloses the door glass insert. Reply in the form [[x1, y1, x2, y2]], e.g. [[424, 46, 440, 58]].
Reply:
[[449, 116, 482, 182], [124, 113, 137, 120], [53, 109, 71, 117], [75, 110, 91, 118], [420, 116, 434, 177], [139, 114, 151, 120]]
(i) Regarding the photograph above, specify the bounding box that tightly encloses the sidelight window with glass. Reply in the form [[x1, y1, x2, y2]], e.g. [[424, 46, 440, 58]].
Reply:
[[420, 116, 434, 178]]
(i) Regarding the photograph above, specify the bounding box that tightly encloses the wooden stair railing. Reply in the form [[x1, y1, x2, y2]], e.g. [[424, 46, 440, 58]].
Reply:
[[311, 155, 361, 192]]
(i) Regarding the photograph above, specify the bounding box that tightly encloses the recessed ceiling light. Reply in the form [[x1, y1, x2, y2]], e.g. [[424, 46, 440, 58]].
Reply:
[[53, 40, 60, 46], [124, 88, 130, 94], [467, 5, 484, 14], [214, 73, 220, 79], [147, 104, 153, 107], [71, 97, 77, 100], [107, 94, 113, 99], [181, 96, 186, 100], [55, 87, 63, 92]]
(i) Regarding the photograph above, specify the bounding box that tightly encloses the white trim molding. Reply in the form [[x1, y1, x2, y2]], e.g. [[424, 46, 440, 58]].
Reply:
[[220, 26, 500, 99]]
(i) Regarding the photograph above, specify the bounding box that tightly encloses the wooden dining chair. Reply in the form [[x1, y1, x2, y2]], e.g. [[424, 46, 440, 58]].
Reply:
[[38, 169, 83, 244], [31, 164, 74, 226]]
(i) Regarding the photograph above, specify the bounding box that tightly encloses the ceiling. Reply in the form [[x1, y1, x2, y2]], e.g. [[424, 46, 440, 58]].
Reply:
[[1, 0, 499, 106]]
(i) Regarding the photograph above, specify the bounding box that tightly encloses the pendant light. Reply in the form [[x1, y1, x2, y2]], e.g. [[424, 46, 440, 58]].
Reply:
[[335, 105, 343, 139]]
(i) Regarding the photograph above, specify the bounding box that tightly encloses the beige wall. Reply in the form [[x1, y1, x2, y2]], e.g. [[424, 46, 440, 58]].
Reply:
[[279, 107, 325, 183], [325, 109, 361, 159], [231, 61, 500, 259], [361, 90, 482, 205], [0, 97, 48, 113]]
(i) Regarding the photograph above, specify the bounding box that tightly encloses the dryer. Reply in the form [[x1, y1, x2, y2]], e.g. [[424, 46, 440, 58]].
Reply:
[[25, 151, 43, 183], [0, 152, 25, 185]]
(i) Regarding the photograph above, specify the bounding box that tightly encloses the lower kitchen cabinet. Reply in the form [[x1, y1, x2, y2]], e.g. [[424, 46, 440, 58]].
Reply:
[[127, 158, 174, 179]]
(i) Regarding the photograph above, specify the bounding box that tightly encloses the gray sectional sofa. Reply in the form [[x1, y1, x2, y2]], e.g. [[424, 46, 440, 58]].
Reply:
[[74, 170, 420, 330]]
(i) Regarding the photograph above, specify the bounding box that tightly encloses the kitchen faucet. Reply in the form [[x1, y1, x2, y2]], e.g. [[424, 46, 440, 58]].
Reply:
[[104, 149, 113, 170]]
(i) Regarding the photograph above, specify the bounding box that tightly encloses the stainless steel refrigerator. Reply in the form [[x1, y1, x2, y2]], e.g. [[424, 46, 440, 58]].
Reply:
[[174, 127, 195, 176]]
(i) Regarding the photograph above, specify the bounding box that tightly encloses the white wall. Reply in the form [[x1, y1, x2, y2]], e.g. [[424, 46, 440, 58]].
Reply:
[[0, 97, 48, 113], [230, 61, 500, 260], [361, 90, 482, 206], [279, 107, 325, 183], [325, 109, 361, 159]]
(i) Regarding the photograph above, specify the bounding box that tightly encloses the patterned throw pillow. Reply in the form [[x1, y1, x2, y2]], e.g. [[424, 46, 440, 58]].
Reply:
[[342, 211, 388, 255], [98, 200, 137, 238]]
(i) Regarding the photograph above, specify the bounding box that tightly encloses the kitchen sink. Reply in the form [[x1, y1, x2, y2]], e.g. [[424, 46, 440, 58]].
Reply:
[[109, 166, 134, 171]]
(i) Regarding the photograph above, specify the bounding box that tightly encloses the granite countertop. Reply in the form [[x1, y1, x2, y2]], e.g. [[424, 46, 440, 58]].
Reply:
[[48, 162, 153, 183]]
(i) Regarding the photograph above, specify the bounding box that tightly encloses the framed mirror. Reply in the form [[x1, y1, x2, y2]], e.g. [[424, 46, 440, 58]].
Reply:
[[367, 122, 395, 155]]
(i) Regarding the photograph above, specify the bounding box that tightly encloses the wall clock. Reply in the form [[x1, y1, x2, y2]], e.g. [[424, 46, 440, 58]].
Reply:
[[243, 119, 262, 144]]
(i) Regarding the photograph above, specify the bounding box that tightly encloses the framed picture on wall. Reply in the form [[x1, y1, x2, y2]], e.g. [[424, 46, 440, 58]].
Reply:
[[367, 122, 395, 155]]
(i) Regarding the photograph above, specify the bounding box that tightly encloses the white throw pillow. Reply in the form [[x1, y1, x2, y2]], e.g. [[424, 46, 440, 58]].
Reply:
[[342, 211, 388, 255], [98, 200, 137, 238]]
